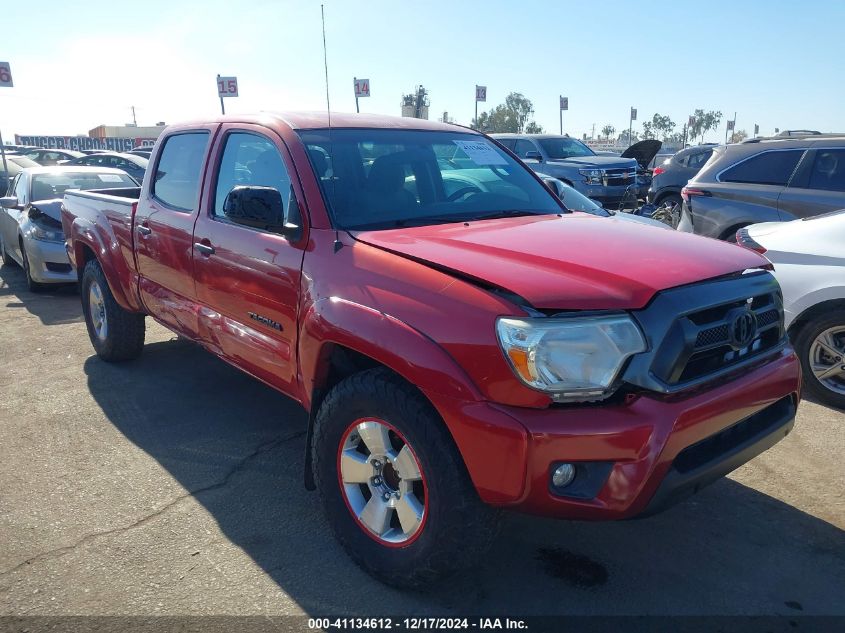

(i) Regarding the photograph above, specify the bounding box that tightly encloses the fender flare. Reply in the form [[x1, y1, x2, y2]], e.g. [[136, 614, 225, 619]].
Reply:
[[298, 296, 499, 491], [298, 297, 483, 412], [70, 217, 142, 312]]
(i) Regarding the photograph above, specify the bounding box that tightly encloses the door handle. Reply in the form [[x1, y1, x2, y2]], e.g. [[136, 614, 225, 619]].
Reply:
[[137, 225, 152, 236], [194, 242, 215, 256]]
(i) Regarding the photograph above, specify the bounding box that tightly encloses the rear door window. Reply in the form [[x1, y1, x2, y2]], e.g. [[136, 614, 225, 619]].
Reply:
[[687, 149, 713, 169], [152, 132, 210, 211], [807, 149, 845, 192], [720, 150, 804, 186]]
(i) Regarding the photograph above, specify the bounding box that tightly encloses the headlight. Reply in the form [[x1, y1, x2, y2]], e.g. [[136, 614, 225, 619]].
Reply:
[[496, 315, 646, 401], [578, 168, 603, 185], [28, 222, 64, 243]]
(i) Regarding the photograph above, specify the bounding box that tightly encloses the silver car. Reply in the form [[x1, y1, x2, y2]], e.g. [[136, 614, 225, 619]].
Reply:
[[0, 166, 138, 290]]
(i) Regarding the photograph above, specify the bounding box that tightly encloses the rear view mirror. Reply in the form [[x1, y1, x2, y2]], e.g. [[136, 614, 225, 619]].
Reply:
[[223, 186, 300, 239], [0, 196, 19, 209]]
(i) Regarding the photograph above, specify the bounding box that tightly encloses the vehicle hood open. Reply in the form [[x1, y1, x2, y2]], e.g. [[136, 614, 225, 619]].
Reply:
[[30, 199, 63, 223], [621, 139, 663, 169], [354, 215, 769, 311]]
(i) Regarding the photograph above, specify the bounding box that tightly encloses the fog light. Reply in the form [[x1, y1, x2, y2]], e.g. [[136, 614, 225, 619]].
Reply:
[[551, 463, 576, 488]]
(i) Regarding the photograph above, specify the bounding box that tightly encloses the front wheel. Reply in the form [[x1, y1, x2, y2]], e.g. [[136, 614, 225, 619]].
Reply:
[[794, 312, 845, 409], [81, 259, 146, 361], [20, 241, 47, 292], [312, 368, 499, 588]]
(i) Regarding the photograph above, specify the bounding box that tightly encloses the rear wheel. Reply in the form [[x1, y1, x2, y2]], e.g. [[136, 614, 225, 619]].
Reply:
[[81, 259, 145, 361], [794, 312, 845, 409], [657, 192, 682, 209], [312, 368, 499, 588]]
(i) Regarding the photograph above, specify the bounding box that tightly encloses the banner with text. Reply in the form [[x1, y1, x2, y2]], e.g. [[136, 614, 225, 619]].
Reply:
[[15, 135, 157, 152]]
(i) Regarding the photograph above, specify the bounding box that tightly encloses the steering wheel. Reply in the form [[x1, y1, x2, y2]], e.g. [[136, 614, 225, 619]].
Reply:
[[446, 186, 481, 202]]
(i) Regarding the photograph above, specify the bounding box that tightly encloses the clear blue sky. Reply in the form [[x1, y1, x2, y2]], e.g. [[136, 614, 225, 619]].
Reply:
[[2, 0, 842, 142]]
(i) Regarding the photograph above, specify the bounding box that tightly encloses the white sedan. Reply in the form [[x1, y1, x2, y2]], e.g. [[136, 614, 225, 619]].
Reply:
[[0, 166, 137, 291], [738, 212, 845, 408]]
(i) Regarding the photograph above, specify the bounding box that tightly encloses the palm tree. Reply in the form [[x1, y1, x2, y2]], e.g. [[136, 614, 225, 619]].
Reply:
[[601, 124, 616, 141]]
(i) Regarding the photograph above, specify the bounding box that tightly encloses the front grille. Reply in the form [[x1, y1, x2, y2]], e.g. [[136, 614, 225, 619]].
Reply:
[[624, 272, 787, 395], [652, 285, 784, 386], [604, 167, 637, 186]]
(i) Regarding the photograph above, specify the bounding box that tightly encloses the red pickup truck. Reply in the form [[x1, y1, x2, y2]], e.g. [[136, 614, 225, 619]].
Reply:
[[62, 113, 801, 587]]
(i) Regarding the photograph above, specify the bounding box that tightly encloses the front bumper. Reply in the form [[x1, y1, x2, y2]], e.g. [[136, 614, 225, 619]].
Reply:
[[429, 347, 800, 520], [23, 236, 75, 284], [572, 181, 643, 205]]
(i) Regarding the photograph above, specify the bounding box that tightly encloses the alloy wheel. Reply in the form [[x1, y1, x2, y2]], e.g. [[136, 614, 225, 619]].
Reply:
[[88, 280, 108, 342], [337, 418, 427, 546], [809, 326, 845, 395]]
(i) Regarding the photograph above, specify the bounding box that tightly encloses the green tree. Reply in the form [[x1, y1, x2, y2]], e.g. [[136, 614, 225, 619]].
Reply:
[[525, 120, 545, 133], [601, 124, 616, 141], [617, 130, 639, 145], [472, 92, 542, 133], [689, 109, 723, 143], [730, 129, 748, 143]]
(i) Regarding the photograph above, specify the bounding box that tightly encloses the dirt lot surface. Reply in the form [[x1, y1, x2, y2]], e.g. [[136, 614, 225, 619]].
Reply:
[[1, 264, 843, 617]]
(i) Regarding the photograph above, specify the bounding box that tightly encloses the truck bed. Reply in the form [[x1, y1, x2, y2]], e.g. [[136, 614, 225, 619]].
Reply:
[[61, 187, 142, 308]]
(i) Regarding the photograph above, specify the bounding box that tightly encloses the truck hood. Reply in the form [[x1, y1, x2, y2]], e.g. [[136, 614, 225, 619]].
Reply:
[[354, 215, 769, 310], [621, 139, 663, 169]]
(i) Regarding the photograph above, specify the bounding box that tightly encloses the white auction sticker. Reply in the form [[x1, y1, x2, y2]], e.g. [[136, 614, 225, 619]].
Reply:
[[98, 174, 124, 182], [453, 140, 507, 165]]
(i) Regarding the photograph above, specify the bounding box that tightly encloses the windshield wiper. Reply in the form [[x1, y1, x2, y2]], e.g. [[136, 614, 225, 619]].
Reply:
[[392, 209, 553, 228]]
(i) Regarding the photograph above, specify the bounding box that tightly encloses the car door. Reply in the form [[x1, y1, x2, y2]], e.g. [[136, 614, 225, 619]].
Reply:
[[778, 148, 845, 219], [1, 173, 29, 264], [191, 125, 307, 396], [134, 128, 214, 338]]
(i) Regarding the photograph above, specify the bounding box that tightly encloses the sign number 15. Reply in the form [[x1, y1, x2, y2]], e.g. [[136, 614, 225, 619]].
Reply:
[[217, 76, 238, 98]]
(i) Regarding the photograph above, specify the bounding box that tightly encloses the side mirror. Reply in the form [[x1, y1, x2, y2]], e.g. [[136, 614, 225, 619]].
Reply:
[[223, 186, 300, 239], [0, 196, 19, 209], [542, 178, 565, 199], [524, 150, 543, 162]]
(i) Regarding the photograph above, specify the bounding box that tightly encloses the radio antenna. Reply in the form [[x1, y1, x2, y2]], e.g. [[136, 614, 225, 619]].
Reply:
[[321, 4, 342, 253], [321, 4, 331, 127]]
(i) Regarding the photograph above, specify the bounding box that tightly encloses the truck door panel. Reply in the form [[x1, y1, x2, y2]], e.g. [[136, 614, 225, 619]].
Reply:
[[134, 129, 214, 337], [192, 126, 306, 397]]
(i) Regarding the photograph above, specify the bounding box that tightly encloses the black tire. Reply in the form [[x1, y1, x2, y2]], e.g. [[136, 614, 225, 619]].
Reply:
[[81, 259, 145, 361], [720, 224, 748, 243], [312, 367, 499, 589], [793, 311, 845, 409], [20, 240, 47, 292]]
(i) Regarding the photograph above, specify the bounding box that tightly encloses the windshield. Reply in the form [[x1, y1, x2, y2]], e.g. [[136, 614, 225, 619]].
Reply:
[[298, 129, 562, 230], [557, 183, 610, 217], [538, 137, 595, 160], [31, 171, 137, 200], [9, 156, 40, 168]]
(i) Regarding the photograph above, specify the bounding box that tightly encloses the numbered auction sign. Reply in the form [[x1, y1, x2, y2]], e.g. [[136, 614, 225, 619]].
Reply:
[[0, 62, 13, 88], [217, 76, 238, 98]]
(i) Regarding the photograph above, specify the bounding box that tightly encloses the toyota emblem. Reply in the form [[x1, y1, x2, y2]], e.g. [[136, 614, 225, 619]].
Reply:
[[729, 309, 758, 349]]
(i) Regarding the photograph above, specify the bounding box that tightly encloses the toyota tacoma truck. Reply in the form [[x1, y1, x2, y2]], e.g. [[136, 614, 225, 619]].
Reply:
[[62, 113, 801, 588]]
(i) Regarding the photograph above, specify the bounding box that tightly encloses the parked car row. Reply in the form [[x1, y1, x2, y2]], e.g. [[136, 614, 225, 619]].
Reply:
[[1, 145, 149, 187]]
